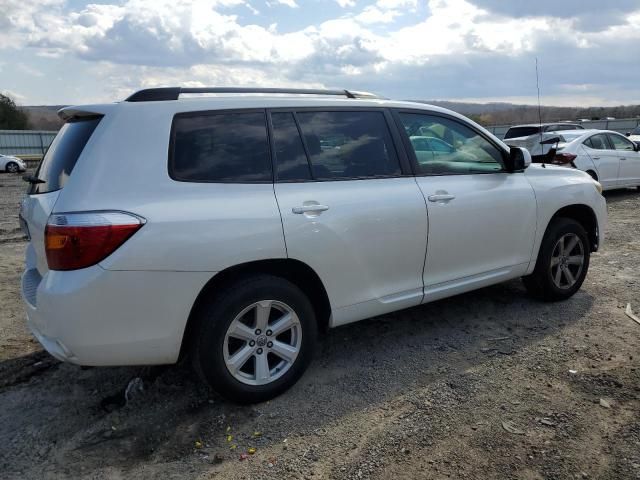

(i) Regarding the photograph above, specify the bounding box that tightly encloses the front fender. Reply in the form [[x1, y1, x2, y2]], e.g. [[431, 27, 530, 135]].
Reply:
[[524, 164, 607, 274]]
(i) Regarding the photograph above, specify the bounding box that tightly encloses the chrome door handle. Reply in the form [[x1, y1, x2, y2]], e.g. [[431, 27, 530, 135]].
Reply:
[[292, 204, 329, 214], [620, 157, 627, 160], [428, 194, 456, 202], [592, 156, 600, 160]]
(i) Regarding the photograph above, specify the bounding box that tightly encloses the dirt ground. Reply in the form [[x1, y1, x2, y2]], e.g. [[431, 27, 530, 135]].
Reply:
[[0, 170, 638, 480]]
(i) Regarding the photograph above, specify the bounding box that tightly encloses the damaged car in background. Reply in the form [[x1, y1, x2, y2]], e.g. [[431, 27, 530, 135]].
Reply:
[[508, 129, 640, 191]]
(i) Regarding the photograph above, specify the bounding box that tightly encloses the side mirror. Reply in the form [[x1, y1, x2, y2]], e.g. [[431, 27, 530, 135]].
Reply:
[[626, 132, 631, 137], [506, 146, 531, 172]]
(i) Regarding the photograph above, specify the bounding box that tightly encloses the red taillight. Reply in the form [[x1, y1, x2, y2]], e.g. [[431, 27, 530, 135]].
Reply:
[[552, 153, 577, 165], [45, 212, 144, 271]]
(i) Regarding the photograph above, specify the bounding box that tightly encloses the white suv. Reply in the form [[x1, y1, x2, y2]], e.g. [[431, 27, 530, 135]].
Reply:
[[20, 87, 607, 403]]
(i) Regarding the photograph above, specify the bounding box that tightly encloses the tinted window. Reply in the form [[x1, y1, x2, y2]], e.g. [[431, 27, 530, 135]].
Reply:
[[400, 113, 503, 175], [171, 112, 271, 182], [295, 111, 400, 179], [430, 138, 454, 153], [29, 117, 101, 194], [608, 133, 635, 151], [584, 134, 610, 150], [271, 112, 311, 181], [504, 126, 539, 139]]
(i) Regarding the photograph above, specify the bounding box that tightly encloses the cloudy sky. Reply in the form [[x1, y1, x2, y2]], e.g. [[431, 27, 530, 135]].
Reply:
[[1, 0, 639, 106]]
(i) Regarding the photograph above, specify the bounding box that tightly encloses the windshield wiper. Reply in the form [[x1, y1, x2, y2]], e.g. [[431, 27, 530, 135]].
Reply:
[[22, 175, 45, 184]]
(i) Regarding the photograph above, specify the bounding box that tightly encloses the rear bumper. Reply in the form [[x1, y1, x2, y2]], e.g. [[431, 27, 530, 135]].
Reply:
[[21, 258, 212, 366]]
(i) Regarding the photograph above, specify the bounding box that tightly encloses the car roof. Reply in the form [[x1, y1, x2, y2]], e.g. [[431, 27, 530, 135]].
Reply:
[[507, 122, 581, 128], [57, 91, 512, 152], [60, 96, 462, 117], [559, 130, 629, 142]]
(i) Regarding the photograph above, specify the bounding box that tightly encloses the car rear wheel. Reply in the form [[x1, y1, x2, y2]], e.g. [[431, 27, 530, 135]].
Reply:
[[5, 162, 19, 173], [522, 218, 590, 301], [191, 275, 317, 403]]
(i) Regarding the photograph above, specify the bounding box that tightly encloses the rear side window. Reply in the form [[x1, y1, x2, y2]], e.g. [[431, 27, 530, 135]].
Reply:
[[29, 117, 101, 194], [271, 112, 312, 181], [170, 111, 271, 183], [584, 134, 610, 150], [294, 111, 400, 179], [503, 126, 539, 139]]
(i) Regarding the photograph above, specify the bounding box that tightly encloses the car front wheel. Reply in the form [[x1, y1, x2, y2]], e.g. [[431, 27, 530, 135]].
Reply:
[[523, 218, 590, 301], [5, 162, 19, 173], [191, 275, 317, 403]]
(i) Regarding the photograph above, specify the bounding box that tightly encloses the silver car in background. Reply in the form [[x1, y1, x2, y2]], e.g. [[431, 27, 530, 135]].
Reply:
[[526, 129, 640, 190], [0, 154, 27, 173]]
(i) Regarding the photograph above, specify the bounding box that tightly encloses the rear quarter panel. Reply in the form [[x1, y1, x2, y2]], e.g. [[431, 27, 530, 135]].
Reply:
[[52, 102, 287, 272]]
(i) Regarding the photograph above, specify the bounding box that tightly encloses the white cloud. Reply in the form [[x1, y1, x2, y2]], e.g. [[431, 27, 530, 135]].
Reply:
[[273, 0, 299, 7], [356, 6, 398, 24], [376, 0, 417, 9], [1, 0, 639, 104]]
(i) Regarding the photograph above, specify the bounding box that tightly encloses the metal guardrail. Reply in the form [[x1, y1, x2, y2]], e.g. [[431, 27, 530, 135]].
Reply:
[[487, 118, 640, 140], [0, 130, 57, 157]]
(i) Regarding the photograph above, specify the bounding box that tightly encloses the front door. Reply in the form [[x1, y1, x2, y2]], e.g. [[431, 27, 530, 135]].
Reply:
[[583, 133, 620, 189], [395, 111, 538, 300], [608, 133, 640, 187], [270, 109, 428, 327]]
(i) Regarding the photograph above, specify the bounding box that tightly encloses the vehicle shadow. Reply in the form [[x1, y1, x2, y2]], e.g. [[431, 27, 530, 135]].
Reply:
[[0, 279, 594, 478], [602, 188, 639, 204]]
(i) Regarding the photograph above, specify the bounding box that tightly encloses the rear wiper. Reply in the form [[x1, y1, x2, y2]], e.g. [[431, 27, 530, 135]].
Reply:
[[22, 175, 45, 184]]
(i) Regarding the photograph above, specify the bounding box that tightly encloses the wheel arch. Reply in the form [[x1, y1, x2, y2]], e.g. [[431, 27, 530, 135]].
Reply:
[[179, 258, 331, 360], [547, 204, 599, 252]]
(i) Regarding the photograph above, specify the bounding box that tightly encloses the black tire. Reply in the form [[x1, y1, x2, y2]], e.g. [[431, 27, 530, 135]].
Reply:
[[5, 162, 19, 173], [190, 274, 317, 403], [522, 218, 590, 301]]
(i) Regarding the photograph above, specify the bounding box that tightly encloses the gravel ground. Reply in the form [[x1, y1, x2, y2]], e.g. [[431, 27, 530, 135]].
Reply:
[[0, 170, 638, 480]]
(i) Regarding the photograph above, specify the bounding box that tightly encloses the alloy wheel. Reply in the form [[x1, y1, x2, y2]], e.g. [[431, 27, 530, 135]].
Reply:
[[550, 233, 585, 289], [223, 300, 302, 386]]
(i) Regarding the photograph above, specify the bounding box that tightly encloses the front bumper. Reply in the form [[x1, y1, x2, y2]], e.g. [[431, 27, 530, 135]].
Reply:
[[21, 250, 212, 366]]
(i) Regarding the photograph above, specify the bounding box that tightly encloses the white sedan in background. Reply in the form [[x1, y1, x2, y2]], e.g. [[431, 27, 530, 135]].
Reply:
[[520, 130, 640, 191], [0, 154, 27, 173]]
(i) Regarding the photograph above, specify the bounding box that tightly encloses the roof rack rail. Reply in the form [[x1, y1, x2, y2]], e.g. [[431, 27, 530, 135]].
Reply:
[[124, 87, 381, 102]]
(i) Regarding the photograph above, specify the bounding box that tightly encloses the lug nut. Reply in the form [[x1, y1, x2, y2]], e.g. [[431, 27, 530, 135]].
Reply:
[[257, 348, 263, 354], [266, 329, 273, 336], [255, 329, 262, 335], [267, 341, 273, 348], [249, 340, 256, 347]]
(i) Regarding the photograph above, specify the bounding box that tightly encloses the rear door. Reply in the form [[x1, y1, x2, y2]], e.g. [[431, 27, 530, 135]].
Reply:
[[271, 109, 428, 326], [608, 133, 640, 187], [582, 133, 620, 189], [21, 117, 102, 275], [394, 110, 537, 299]]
